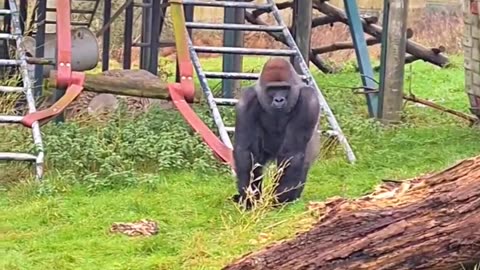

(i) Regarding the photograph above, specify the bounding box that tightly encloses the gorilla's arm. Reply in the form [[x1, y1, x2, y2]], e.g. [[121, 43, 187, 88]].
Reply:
[[233, 87, 261, 200], [275, 86, 320, 203]]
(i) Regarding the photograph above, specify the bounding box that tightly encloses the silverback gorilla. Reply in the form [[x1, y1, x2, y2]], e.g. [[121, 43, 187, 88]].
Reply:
[[232, 57, 321, 209]]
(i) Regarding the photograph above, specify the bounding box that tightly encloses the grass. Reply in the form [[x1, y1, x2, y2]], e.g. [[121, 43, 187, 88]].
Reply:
[[1, 54, 480, 270]]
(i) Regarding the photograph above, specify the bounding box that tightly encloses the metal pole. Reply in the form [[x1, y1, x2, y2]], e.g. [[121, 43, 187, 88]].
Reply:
[[19, 0, 27, 33], [140, 0, 152, 70], [221, 1, 244, 98], [33, 0, 46, 98], [123, 0, 134, 69], [343, 0, 379, 118], [291, 0, 312, 72], [102, 0, 112, 71], [175, 5, 194, 82], [377, 0, 409, 124], [147, 0, 162, 74]]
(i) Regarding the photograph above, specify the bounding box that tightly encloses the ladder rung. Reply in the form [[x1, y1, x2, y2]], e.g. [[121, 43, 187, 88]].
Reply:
[[0, 115, 23, 123], [0, 33, 16, 40], [71, 9, 96, 14], [47, 7, 95, 14], [0, 86, 23, 93], [0, 59, 22, 66], [45, 20, 89, 26], [213, 98, 238, 106], [181, 0, 272, 9], [134, 2, 151, 8], [204, 71, 309, 81], [0, 9, 11, 15], [225, 126, 235, 133], [193, 46, 296, 56], [185, 22, 284, 32], [205, 71, 260, 80], [0, 152, 37, 162]]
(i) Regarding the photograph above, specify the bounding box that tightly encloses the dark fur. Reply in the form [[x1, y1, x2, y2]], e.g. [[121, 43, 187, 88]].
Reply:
[[232, 57, 321, 209]]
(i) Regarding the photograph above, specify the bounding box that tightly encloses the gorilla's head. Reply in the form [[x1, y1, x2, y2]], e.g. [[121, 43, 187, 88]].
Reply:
[[255, 57, 304, 114]]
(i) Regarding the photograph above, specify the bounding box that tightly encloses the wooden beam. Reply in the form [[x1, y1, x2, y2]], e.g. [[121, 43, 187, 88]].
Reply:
[[47, 69, 203, 102], [377, 0, 409, 124]]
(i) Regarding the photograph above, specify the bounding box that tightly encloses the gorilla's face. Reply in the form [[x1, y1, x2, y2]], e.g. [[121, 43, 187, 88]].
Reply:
[[265, 83, 291, 111]]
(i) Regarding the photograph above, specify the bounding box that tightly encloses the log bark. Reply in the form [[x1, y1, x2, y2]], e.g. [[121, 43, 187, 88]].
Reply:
[[47, 69, 203, 102], [223, 155, 480, 270]]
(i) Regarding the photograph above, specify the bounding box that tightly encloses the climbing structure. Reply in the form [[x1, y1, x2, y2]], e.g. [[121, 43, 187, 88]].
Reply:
[[0, 0, 88, 180], [169, 0, 356, 164], [0, 0, 44, 179]]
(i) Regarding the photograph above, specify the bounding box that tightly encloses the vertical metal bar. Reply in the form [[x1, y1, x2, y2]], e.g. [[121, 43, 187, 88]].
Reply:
[[147, 0, 161, 74], [290, 0, 312, 72], [3, 0, 10, 32], [140, 0, 152, 70], [102, 0, 112, 71], [343, 0, 378, 118], [377, 0, 409, 124], [123, 0, 134, 69], [33, 0, 46, 98], [175, 4, 194, 82], [19, 0, 27, 33], [221, 1, 244, 98], [9, 0, 44, 180]]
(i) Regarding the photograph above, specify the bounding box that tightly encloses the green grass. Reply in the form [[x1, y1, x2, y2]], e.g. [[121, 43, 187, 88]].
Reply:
[[1, 55, 480, 270]]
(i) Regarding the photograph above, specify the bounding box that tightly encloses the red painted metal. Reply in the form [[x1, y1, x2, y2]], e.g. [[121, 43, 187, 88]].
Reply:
[[21, 73, 85, 127], [168, 83, 234, 169], [21, 0, 86, 128], [55, 0, 73, 88], [167, 1, 234, 170]]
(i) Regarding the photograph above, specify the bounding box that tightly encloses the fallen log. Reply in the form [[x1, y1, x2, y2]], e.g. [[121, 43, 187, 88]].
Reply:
[[47, 69, 203, 102], [312, 0, 450, 67], [223, 155, 480, 270]]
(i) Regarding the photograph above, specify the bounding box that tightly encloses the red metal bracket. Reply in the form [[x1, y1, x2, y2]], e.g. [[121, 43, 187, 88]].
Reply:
[[21, 0, 85, 128], [168, 83, 234, 168], [168, 1, 234, 169], [22, 72, 85, 127], [55, 0, 73, 89]]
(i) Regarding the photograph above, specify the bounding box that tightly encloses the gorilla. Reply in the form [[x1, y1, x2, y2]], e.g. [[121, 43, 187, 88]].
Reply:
[[232, 57, 321, 209]]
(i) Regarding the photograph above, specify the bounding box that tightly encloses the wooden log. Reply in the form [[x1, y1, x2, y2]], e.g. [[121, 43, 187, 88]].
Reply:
[[312, 37, 381, 55], [312, 0, 450, 67], [312, 28, 413, 55], [223, 155, 480, 270], [47, 69, 203, 102], [311, 15, 341, 27]]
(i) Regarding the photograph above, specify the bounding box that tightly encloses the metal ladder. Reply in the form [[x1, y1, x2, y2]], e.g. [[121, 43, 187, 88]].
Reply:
[[0, 0, 44, 179], [180, 0, 356, 163]]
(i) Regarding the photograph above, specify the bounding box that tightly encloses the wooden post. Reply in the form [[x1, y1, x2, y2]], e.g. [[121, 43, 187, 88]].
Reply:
[[377, 0, 409, 124], [221, 1, 245, 98], [291, 0, 312, 71]]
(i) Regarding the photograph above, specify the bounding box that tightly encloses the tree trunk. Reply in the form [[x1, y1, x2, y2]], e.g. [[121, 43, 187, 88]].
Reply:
[[223, 155, 480, 270], [48, 69, 203, 102]]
